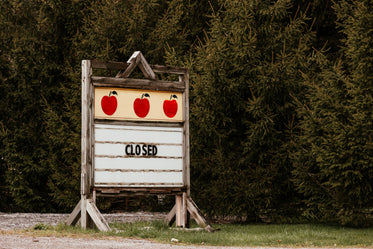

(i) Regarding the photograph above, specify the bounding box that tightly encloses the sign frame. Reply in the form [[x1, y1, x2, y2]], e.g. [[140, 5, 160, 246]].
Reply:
[[67, 52, 211, 232]]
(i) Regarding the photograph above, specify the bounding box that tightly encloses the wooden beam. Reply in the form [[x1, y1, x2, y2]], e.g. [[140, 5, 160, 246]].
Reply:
[[186, 196, 214, 232], [89, 60, 187, 75], [165, 204, 176, 226], [66, 199, 81, 226], [86, 199, 111, 232], [115, 51, 156, 79], [150, 65, 187, 75], [138, 52, 156, 79], [91, 60, 129, 70], [116, 51, 140, 78], [94, 119, 183, 127], [92, 76, 185, 92]]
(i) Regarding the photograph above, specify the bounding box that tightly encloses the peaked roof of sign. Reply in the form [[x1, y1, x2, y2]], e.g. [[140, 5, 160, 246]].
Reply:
[[115, 51, 156, 80]]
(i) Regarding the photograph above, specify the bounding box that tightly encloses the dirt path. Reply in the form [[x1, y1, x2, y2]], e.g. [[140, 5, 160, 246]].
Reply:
[[1, 234, 181, 249], [0, 212, 187, 249], [0, 212, 166, 230], [0, 212, 249, 249]]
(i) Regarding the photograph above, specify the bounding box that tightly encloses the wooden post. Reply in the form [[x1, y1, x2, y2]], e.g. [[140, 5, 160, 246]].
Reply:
[[180, 72, 190, 197], [182, 192, 188, 228], [81, 60, 92, 196], [81, 60, 91, 229], [80, 196, 88, 229], [175, 195, 182, 227]]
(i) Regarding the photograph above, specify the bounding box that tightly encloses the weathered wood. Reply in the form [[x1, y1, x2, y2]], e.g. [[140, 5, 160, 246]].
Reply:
[[81, 60, 95, 230], [93, 189, 96, 203], [91, 60, 129, 70], [81, 196, 88, 229], [89, 60, 187, 75], [115, 51, 156, 80], [92, 76, 185, 92], [165, 204, 176, 226], [95, 187, 184, 198], [175, 195, 182, 227], [150, 64, 188, 75], [182, 192, 188, 228], [95, 187, 183, 193], [116, 51, 140, 78], [138, 52, 156, 79], [89, 73, 95, 188], [81, 60, 93, 195], [66, 199, 81, 226], [186, 195, 213, 232], [94, 119, 183, 128], [95, 182, 183, 187], [181, 71, 190, 195], [86, 199, 111, 232]]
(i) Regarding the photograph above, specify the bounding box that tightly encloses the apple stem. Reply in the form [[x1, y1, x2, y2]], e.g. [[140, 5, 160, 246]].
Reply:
[[141, 93, 150, 99], [109, 91, 118, 97], [170, 94, 178, 100]]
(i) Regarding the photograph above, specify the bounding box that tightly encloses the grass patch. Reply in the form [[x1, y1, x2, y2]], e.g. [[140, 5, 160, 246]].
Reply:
[[7, 221, 373, 247], [108, 222, 373, 247]]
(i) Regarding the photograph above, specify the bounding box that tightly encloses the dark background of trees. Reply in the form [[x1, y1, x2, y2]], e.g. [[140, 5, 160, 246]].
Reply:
[[0, 0, 371, 227]]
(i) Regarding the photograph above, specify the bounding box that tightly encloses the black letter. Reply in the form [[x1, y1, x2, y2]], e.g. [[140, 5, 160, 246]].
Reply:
[[125, 145, 131, 155], [153, 145, 158, 156], [142, 144, 147, 155], [135, 145, 141, 155]]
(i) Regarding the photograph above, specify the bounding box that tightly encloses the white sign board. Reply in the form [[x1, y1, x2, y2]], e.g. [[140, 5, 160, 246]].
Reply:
[[94, 124, 184, 187]]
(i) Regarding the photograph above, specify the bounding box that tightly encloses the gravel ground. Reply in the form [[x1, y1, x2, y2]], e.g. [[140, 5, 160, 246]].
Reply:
[[0, 233, 317, 249], [0, 212, 188, 249], [0, 212, 166, 230], [0, 212, 255, 249]]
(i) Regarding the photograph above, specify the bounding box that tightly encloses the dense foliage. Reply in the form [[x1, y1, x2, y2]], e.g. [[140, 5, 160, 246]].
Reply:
[[0, 0, 371, 226]]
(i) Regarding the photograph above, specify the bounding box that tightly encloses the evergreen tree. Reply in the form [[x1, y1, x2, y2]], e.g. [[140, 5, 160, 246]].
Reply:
[[76, 0, 213, 64], [292, 0, 373, 226], [291, 53, 352, 223], [190, 0, 315, 220], [0, 1, 14, 211], [41, 1, 88, 211], [0, 0, 87, 211], [0, 0, 56, 211]]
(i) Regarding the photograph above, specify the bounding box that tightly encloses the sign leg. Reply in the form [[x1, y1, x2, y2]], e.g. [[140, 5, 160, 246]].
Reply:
[[66, 199, 81, 226]]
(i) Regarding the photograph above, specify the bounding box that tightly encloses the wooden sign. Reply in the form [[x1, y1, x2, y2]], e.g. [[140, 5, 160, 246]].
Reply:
[[67, 51, 211, 233]]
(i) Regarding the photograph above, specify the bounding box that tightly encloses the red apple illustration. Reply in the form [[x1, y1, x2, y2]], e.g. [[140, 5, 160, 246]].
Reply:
[[133, 93, 150, 118], [101, 91, 118, 116], [163, 94, 178, 118]]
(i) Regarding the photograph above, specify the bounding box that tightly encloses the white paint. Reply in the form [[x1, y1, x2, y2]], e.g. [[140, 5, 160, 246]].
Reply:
[[93, 123, 184, 187], [95, 171, 183, 187], [95, 125, 183, 144], [95, 157, 182, 170]]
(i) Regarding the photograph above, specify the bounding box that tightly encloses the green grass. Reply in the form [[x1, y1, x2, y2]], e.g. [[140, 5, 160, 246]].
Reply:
[[108, 221, 373, 247], [14, 221, 373, 247]]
